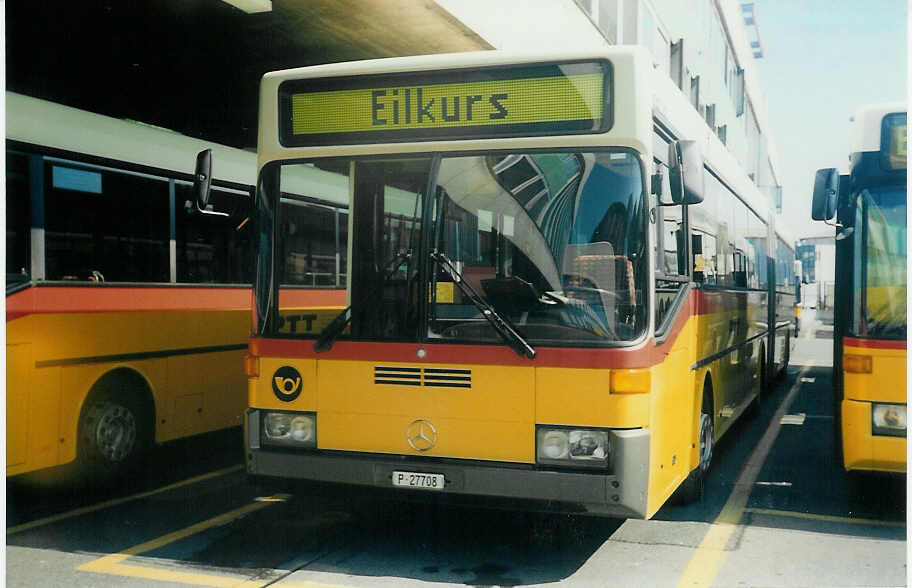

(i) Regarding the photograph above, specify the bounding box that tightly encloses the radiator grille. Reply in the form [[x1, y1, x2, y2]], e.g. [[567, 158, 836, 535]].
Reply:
[[374, 366, 421, 386], [423, 368, 471, 388], [374, 366, 471, 388]]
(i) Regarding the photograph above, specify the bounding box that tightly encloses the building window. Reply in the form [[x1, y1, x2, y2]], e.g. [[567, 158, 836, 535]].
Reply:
[[716, 124, 727, 145], [732, 68, 745, 116], [704, 104, 716, 128], [690, 75, 700, 110], [670, 39, 684, 90]]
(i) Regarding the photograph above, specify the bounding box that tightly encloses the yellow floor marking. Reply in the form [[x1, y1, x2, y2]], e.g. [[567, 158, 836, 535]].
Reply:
[[677, 362, 814, 588], [8, 464, 244, 536], [744, 507, 906, 528], [77, 494, 290, 586]]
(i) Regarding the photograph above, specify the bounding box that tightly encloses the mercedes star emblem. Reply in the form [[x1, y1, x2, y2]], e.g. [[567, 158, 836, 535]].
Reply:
[[406, 419, 437, 452]]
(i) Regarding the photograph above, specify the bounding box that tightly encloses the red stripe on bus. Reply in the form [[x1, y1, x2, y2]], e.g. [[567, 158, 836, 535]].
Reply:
[[6, 286, 345, 322], [250, 289, 697, 369], [280, 289, 347, 307], [843, 336, 907, 350]]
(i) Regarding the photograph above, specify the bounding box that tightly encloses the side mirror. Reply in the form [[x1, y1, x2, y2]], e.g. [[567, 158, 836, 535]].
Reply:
[[668, 140, 705, 205], [811, 168, 838, 221], [194, 149, 213, 212]]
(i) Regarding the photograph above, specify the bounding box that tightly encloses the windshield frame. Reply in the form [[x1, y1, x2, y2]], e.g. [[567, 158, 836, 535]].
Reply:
[[255, 147, 652, 350]]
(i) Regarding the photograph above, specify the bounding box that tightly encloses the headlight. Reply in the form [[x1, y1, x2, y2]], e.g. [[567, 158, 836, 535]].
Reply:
[[290, 415, 315, 443], [265, 413, 291, 438], [872, 404, 906, 437], [536, 426, 609, 468], [263, 411, 317, 447], [540, 430, 570, 460]]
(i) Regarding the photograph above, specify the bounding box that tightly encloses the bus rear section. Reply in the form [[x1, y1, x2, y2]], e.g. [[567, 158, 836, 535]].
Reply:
[[6, 284, 252, 477], [5, 93, 346, 480]]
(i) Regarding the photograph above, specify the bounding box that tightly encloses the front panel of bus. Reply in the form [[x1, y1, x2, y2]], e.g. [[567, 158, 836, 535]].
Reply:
[[837, 111, 907, 473]]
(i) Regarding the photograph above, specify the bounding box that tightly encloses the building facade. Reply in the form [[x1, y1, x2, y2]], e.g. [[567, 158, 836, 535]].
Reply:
[[581, 0, 782, 210], [440, 0, 783, 213]]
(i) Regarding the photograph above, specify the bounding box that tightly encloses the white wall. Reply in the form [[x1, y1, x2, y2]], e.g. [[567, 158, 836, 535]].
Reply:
[[435, 0, 607, 51]]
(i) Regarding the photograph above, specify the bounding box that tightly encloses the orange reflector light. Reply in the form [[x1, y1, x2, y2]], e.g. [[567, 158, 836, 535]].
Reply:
[[843, 354, 872, 374], [611, 369, 651, 394], [245, 353, 260, 378]]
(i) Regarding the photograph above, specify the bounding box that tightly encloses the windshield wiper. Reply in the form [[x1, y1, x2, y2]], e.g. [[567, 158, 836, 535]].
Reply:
[[431, 250, 536, 359], [314, 250, 411, 352]]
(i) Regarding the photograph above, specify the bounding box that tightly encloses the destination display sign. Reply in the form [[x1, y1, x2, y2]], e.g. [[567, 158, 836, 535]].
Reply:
[[881, 112, 906, 170], [278, 61, 611, 146]]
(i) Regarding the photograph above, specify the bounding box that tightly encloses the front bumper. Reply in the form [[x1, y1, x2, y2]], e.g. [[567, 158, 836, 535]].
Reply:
[[842, 399, 907, 473], [247, 409, 651, 518]]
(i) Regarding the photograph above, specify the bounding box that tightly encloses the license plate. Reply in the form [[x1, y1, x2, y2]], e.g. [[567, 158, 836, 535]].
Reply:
[[392, 470, 445, 491]]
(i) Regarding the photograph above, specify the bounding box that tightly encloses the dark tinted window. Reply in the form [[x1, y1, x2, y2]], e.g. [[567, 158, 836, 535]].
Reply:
[[175, 185, 253, 284], [6, 153, 31, 280], [44, 164, 169, 282], [279, 201, 339, 287], [276, 162, 351, 288]]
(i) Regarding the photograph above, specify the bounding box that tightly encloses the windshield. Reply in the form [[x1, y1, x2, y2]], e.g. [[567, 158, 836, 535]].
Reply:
[[851, 185, 907, 339], [430, 151, 648, 344], [260, 149, 648, 346]]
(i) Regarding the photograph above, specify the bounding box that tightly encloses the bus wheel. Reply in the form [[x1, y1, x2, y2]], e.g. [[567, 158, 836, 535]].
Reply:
[[674, 382, 714, 504], [76, 381, 151, 482]]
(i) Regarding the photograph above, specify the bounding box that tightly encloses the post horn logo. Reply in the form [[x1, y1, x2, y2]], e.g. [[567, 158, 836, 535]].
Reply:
[[272, 366, 303, 402], [406, 419, 437, 452]]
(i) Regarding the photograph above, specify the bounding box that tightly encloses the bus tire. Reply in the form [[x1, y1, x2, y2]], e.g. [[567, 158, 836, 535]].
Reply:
[[674, 379, 714, 504], [76, 373, 152, 483]]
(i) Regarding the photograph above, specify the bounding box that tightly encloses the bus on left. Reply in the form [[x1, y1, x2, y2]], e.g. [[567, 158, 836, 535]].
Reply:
[[6, 92, 345, 482]]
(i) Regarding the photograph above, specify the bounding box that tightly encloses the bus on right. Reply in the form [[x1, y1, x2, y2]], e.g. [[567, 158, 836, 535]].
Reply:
[[812, 102, 907, 473]]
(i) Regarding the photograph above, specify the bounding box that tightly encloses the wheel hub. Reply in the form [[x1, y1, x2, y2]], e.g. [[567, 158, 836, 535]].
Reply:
[[95, 404, 137, 463], [699, 412, 713, 473]]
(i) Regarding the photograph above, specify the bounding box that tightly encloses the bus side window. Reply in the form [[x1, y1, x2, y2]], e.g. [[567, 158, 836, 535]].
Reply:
[[692, 233, 704, 282], [654, 158, 686, 331], [691, 231, 717, 284], [279, 201, 339, 287], [657, 187, 686, 276], [45, 164, 170, 282], [6, 153, 31, 283], [175, 185, 253, 284]]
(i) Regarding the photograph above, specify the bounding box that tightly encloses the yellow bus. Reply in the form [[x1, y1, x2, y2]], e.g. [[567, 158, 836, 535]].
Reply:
[[812, 103, 907, 473], [6, 92, 345, 481], [229, 48, 796, 518]]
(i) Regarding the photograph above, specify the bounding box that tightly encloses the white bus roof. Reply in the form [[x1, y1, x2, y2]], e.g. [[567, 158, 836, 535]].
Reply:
[[849, 101, 906, 154], [6, 92, 256, 187]]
